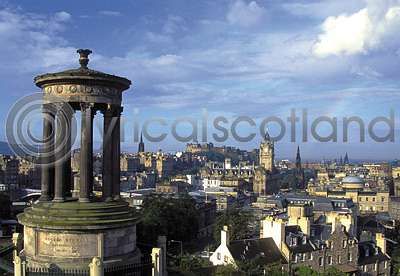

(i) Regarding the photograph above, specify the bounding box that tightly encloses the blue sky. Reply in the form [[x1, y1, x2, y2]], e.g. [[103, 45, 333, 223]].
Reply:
[[1, 0, 400, 160]]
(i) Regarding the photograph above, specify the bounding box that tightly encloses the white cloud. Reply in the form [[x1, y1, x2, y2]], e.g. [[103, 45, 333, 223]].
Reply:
[[281, 0, 365, 19], [54, 11, 71, 22], [98, 10, 122, 17], [226, 0, 265, 27], [313, 1, 400, 57], [0, 8, 75, 74], [162, 15, 186, 34]]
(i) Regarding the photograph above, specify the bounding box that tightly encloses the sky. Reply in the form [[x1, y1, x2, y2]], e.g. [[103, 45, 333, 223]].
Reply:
[[1, 0, 400, 160]]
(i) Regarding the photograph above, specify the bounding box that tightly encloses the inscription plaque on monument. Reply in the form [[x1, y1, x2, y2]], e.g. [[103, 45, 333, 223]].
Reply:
[[37, 231, 98, 258]]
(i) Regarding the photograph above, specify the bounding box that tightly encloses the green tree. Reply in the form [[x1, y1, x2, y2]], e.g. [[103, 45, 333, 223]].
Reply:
[[137, 194, 200, 246], [295, 266, 346, 276], [178, 254, 211, 272], [214, 206, 254, 243], [236, 257, 264, 275], [391, 248, 400, 276], [237, 258, 287, 276], [264, 262, 288, 276], [215, 264, 237, 276], [295, 266, 319, 276]]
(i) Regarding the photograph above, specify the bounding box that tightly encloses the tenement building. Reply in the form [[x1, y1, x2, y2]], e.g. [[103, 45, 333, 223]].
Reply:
[[261, 202, 391, 275], [308, 176, 390, 213]]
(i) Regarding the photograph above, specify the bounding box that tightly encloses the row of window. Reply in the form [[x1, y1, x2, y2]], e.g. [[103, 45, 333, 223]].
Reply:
[[293, 252, 352, 265], [358, 196, 386, 202], [359, 205, 386, 211], [362, 261, 388, 272], [318, 253, 352, 266]]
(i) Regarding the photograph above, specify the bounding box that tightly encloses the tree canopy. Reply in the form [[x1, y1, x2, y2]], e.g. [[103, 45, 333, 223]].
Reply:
[[214, 206, 254, 243], [137, 194, 200, 246]]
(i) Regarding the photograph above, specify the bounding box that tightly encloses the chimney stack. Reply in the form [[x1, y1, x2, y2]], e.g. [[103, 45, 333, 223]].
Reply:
[[376, 233, 387, 254], [221, 225, 230, 246]]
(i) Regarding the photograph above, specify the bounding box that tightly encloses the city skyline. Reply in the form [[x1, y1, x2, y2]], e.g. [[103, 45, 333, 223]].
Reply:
[[1, 0, 400, 159]]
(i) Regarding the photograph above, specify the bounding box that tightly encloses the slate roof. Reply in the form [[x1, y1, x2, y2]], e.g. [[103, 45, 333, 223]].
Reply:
[[285, 225, 315, 253], [358, 241, 390, 265], [310, 224, 332, 242], [227, 238, 286, 264]]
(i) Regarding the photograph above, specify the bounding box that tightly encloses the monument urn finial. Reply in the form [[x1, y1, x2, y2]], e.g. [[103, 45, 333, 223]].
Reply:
[[77, 48, 92, 69]]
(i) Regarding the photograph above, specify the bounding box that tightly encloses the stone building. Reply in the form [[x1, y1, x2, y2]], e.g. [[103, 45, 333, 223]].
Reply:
[[4, 157, 18, 187], [363, 163, 392, 178], [156, 180, 189, 194], [155, 153, 174, 178], [210, 226, 284, 269], [135, 171, 156, 189], [253, 167, 283, 195], [309, 176, 390, 214], [120, 154, 140, 173], [261, 202, 391, 275], [253, 133, 285, 195], [389, 196, 400, 221], [259, 131, 274, 172]]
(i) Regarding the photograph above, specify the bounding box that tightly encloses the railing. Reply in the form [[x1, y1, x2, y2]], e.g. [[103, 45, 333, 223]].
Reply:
[[104, 257, 153, 276], [26, 267, 89, 276]]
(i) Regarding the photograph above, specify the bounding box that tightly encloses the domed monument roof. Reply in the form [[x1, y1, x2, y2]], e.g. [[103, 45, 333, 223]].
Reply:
[[34, 49, 131, 90], [33, 49, 131, 107], [342, 176, 364, 190]]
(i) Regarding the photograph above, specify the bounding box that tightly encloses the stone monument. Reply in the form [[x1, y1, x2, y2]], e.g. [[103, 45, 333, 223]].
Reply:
[[17, 49, 140, 270]]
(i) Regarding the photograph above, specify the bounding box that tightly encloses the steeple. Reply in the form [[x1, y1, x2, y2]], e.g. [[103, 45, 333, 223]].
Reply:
[[264, 129, 271, 142], [138, 132, 145, 153], [294, 145, 305, 189], [296, 145, 301, 169], [344, 152, 349, 165]]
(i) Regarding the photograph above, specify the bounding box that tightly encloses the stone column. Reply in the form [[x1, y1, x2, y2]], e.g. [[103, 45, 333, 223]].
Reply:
[[39, 104, 55, 202], [101, 107, 113, 201], [80, 103, 95, 203], [64, 107, 74, 198], [53, 103, 68, 202], [112, 106, 122, 199]]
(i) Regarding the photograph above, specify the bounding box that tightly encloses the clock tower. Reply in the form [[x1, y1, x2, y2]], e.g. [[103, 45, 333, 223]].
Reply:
[[259, 131, 274, 172]]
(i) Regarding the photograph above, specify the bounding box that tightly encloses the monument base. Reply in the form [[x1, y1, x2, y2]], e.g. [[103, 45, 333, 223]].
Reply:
[[18, 200, 140, 270]]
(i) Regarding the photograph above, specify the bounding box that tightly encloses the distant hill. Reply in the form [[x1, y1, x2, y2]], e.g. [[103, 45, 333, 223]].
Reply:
[[0, 141, 13, 155]]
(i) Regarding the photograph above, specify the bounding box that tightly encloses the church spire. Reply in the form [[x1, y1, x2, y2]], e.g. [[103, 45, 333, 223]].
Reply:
[[296, 145, 301, 168], [344, 152, 349, 165], [264, 129, 271, 142], [295, 145, 304, 189], [138, 132, 145, 153]]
